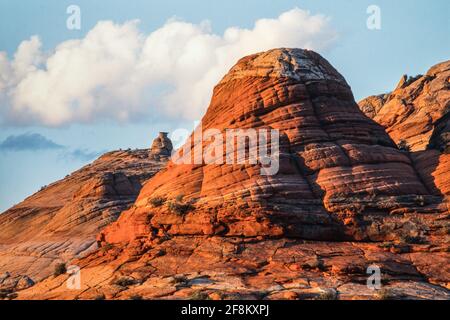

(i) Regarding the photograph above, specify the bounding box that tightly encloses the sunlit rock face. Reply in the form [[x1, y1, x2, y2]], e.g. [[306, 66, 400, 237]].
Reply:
[[358, 60, 450, 152], [101, 48, 438, 245], [11, 49, 450, 301], [0, 147, 167, 283]]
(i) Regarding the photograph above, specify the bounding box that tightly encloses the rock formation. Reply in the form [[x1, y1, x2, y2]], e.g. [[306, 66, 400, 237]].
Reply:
[[428, 112, 450, 153], [149, 132, 173, 160], [359, 60, 449, 205], [4, 49, 450, 300], [0, 145, 169, 293], [358, 60, 450, 151], [101, 48, 443, 245]]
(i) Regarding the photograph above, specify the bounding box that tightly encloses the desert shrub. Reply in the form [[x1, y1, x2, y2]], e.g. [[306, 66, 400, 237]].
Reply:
[[375, 288, 396, 300], [0, 290, 9, 299], [101, 243, 114, 252], [129, 294, 143, 300], [170, 275, 188, 285], [6, 292, 17, 300], [113, 277, 136, 287], [349, 203, 366, 215], [94, 294, 105, 300], [316, 289, 338, 300], [168, 201, 194, 216], [175, 194, 185, 202], [149, 196, 166, 207], [189, 290, 210, 300], [378, 241, 394, 249], [54, 263, 67, 277], [400, 235, 424, 244], [301, 257, 324, 270], [397, 139, 411, 152]]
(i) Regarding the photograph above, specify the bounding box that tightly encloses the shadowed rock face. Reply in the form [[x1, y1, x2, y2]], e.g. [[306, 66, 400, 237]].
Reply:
[[428, 112, 450, 153], [101, 48, 439, 245], [358, 60, 450, 152], [0, 148, 168, 286]]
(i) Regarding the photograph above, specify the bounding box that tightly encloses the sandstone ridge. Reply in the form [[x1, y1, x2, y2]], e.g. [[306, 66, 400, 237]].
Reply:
[[358, 60, 449, 152], [0, 143, 169, 294]]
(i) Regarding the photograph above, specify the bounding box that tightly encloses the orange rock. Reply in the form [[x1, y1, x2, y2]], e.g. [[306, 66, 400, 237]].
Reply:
[[358, 60, 449, 151], [102, 48, 437, 244], [3, 49, 449, 301], [0, 146, 168, 282]]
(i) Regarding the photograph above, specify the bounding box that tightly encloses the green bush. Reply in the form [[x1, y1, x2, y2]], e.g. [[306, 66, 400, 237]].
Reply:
[[168, 201, 194, 216], [113, 277, 136, 287], [316, 289, 338, 300], [397, 139, 411, 152], [189, 290, 210, 300], [54, 263, 67, 277], [149, 197, 166, 207]]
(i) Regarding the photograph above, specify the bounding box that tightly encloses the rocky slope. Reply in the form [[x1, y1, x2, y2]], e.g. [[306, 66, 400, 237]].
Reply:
[[358, 60, 449, 151], [9, 49, 450, 300], [0, 135, 171, 295]]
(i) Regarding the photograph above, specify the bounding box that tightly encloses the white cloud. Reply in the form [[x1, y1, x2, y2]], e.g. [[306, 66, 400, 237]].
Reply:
[[0, 8, 337, 127]]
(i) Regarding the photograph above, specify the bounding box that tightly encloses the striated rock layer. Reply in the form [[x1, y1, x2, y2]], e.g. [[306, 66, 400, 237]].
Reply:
[[8, 49, 450, 300], [101, 48, 443, 245], [0, 148, 168, 288], [358, 60, 450, 151]]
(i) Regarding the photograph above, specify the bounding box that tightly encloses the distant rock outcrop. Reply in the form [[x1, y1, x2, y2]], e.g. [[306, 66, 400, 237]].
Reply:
[[150, 132, 173, 160], [358, 60, 450, 151], [358, 61, 449, 199]]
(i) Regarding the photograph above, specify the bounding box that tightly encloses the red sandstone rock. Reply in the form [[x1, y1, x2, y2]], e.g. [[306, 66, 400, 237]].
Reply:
[[0, 148, 167, 283], [358, 60, 449, 151], [2, 49, 449, 300], [101, 49, 438, 245]]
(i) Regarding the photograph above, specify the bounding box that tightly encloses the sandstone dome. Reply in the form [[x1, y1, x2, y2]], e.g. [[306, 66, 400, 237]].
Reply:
[[100, 48, 441, 244]]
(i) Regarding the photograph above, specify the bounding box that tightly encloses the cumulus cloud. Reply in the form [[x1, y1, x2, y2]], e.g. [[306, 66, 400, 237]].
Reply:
[[0, 133, 64, 151], [0, 8, 337, 127]]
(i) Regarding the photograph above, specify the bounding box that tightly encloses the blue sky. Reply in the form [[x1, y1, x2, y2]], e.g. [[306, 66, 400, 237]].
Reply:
[[0, 0, 449, 211]]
